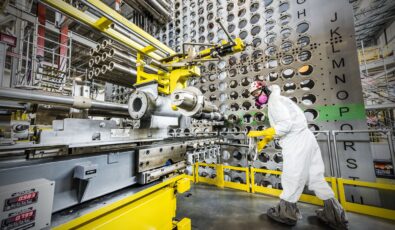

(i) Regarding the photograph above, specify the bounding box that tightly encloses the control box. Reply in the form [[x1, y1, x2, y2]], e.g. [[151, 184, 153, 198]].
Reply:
[[0, 179, 55, 230]]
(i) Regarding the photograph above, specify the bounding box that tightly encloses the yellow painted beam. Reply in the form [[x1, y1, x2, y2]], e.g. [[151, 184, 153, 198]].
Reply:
[[86, 0, 175, 55]]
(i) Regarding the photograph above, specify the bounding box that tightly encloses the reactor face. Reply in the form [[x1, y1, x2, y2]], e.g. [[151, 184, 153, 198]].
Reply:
[[160, 0, 379, 205]]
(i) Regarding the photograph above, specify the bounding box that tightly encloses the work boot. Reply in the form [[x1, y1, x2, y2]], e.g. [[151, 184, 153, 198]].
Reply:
[[267, 199, 302, 226], [316, 198, 349, 230]]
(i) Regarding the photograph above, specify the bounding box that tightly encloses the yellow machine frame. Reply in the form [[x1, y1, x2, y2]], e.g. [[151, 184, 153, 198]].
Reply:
[[41, 0, 245, 95], [53, 175, 191, 230]]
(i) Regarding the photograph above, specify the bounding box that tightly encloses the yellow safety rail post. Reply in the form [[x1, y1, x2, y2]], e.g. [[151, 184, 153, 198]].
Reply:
[[250, 168, 337, 206], [337, 178, 395, 220], [184, 163, 196, 182], [222, 165, 250, 192], [195, 162, 220, 186]]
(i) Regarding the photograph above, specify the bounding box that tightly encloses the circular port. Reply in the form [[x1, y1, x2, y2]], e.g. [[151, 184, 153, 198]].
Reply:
[[219, 93, 227, 102], [298, 65, 314, 75], [243, 114, 252, 123], [265, 46, 277, 56], [255, 112, 265, 122], [279, 14, 291, 26], [233, 151, 243, 160], [265, 20, 275, 31], [279, 2, 289, 13], [264, 33, 276, 44], [230, 80, 238, 88], [282, 68, 295, 79], [268, 72, 278, 81], [300, 79, 315, 90], [297, 36, 310, 47], [250, 2, 259, 12], [297, 22, 310, 34], [281, 41, 293, 52], [227, 13, 235, 22], [242, 101, 252, 110], [298, 50, 312, 62], [251, 26, 261, 36], [302, 94, 317, 105], [284, 82, 296, 93], [304, 109, 318, 121], [250, 14, 260, 24], [218, 71, 227, 80], [241, 89, 249, 98], [280, 28, 292, 39], [229, 68, 237, 77], [239, 19, 247, 29], [281, 55, 294, 65], [230, 91, 239, 100], [230, 103, 239, 111]]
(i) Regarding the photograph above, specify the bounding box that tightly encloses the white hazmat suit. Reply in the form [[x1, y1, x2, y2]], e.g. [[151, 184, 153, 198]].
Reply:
[[267, 85, 334, 203]]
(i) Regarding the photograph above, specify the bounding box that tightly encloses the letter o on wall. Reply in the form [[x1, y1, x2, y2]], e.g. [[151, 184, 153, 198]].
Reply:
[[336, 90, 349, 100]]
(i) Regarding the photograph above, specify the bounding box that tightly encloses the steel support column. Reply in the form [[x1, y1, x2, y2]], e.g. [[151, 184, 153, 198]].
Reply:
[[36, 3, 46, 58], [0, 42, 7, 87]]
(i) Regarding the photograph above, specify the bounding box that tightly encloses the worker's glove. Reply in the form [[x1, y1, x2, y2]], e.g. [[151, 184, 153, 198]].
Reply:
[[248, 127, 276, 138], [247, 130, 266, 137], [257, 137, 274, 152], [257, 138, 269, 152], [261, 127, 276, 140]]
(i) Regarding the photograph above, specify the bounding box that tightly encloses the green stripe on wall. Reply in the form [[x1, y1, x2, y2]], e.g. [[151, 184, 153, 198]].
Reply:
[[317, 103, 366, 121]]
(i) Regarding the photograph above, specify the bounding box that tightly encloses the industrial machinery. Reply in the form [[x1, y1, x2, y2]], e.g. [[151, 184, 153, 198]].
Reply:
[[1, 0, 394, 229], [0, 0, 245, 229]]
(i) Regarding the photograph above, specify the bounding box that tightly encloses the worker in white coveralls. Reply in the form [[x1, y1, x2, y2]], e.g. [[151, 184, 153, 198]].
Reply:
[[247, 80, 349, 229]]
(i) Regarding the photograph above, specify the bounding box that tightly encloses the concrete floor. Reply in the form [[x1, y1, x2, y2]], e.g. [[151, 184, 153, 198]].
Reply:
[[177, 184, 395, 230]]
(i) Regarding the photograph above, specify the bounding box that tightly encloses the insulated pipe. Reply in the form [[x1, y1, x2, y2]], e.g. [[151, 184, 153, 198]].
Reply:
[[0, 87, 129, 113]]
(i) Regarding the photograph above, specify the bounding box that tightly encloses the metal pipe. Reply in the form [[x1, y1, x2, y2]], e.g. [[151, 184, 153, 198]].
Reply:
[[88, 59, 95, 68], [108, 48, 164, 72], [98, 65, 135, 87], [215, 142, 248, 148], [0, 100, 28, 110], [94, 56, 101, 65], [89, 47, 99, 56], [87, 70, 94, 80], [0, 87, 128, 113], [94, 67, 101, 77], [156, 0, 171, 10], [134, 0, 166, 23], [146, 0, 172, 19], [108, 61, 137, 77], [172, 92, 197, 110]]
